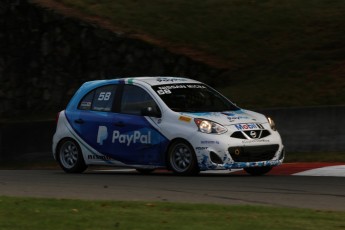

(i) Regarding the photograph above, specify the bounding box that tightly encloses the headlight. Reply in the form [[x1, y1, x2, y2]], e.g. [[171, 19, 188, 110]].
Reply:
[[194, 118, 227, 134], [267, 117, 277, 131]]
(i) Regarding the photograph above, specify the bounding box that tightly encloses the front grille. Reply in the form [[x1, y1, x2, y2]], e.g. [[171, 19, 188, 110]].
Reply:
[[231, 130, 271, 139], [230, 131, 246, 139], [228, 144, 279, 162]]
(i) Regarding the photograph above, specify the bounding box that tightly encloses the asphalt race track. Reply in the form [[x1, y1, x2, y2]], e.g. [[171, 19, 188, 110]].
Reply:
[[0, 166, 344, 211]]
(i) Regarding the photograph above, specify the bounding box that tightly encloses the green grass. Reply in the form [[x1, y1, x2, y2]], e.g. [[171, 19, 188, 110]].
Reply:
[[0, 196, 344, 230], [53, 0, 345, 108]]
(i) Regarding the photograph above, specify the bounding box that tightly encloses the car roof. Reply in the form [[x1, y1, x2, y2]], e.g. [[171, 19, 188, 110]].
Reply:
[[82, 77, 201, 88], [132, 76, 201, 86], [66, 77, 203, 110]]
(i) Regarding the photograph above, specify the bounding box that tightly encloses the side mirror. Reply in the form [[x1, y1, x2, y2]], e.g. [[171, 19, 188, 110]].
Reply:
[[141, 106, 162, 118]]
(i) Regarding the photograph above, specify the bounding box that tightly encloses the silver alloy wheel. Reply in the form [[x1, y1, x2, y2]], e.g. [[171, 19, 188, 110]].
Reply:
[[59, 140, 79, 169], [170, 143, 193, 172]]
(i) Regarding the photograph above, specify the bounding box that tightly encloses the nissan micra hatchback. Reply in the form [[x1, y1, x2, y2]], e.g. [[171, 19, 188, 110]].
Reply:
[[53, 77, 284, 175]]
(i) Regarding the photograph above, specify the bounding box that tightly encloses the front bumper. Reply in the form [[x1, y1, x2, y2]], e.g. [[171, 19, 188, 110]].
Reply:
[[190, 129, 285, 171]]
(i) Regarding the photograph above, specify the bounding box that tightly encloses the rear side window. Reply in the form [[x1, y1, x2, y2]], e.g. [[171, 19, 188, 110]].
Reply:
[[78, 85, 117, 112], [78, 91, 94, 110]]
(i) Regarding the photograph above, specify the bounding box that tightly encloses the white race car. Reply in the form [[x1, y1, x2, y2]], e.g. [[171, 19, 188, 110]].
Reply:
[[53, 77, 284, 175]]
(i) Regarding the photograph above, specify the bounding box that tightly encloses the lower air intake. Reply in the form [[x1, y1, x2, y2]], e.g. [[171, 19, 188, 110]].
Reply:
[[228, 144, 279, 162], [210, 151, 223, 164]]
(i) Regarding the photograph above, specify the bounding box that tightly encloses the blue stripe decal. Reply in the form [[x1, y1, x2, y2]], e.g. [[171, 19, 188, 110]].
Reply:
[[65, 117, 115, 165]]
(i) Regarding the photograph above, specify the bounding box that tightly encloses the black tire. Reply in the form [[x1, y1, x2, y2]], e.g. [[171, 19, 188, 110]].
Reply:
[[167, 140, 199, 175], [244, 166, 273, 176], [57, 138, 87, 173], [136, 168, 155, 174]]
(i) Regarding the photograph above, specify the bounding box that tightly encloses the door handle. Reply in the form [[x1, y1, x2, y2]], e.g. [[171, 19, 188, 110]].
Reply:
[[74, 119, 84, 124], [113, 121, 125, 127]]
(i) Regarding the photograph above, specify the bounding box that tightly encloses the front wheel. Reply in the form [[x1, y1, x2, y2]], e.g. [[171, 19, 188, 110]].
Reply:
[[244, 166, 272, 176], [57, 138, 87, 173], [168, 140, 199, 175]]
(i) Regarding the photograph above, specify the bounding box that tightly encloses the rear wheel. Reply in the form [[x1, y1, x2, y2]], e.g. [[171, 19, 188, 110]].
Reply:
[[244, 166, 272, 176], [57, 138, 87, 173], [168, 140, 199, 175]]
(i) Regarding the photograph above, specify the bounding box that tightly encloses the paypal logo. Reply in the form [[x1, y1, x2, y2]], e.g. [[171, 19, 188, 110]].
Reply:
[[97, 126, 108, 145], [96, 126, 151, 146], [112, 130, 151, 146]]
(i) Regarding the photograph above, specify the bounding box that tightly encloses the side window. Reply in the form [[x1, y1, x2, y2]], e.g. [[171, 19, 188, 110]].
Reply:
[[92, 85, 117, 112], [121, 85, 160, 116], [78, 91, 94, 110]]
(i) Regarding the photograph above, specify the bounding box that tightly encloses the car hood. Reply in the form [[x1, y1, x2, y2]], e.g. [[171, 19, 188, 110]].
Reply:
[[182, 109, 268, 126]]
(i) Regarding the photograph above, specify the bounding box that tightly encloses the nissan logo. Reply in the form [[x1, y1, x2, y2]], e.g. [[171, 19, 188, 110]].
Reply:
[[250, 130, 257, 138]]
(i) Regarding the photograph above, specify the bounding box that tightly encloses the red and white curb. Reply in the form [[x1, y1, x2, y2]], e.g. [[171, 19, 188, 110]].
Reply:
[[292, 164, 345, 177], [229, 163, 345, 177], [95, 163, 345, 177]]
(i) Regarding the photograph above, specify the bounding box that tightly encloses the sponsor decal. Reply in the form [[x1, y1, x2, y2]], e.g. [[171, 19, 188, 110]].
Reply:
[[158, 85, 186, 90], [234, 123, 263, 130], [80, 101, 91, 108], [185, 84, 206, 89], [97, 126, 108, 145], [222, 110, 245, 115], [227, 116, 251, 122], [242, 139, 270, 144], [201, 140, 220, 145], [157, 77, 188, 82], [196, 147, 208, 150], [88, 154, 113, 161], [222, 112, 236, 117], [97, 126, 151, 146], [222, 112, 252, 122], [112, 130, 151, 146], [156, 84, 206, 95], [179, 116, 192, 123], [185, 112, 213, 117]]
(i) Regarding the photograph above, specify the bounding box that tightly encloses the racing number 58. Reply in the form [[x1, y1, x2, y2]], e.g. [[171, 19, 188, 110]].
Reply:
[[98, 92, 111, 101]]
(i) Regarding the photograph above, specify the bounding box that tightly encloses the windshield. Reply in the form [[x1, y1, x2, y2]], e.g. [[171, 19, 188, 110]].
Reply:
[[152, 83, 239, 112]]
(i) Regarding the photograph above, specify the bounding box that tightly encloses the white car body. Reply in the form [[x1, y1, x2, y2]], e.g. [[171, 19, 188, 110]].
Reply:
[[53, 77, 284, 175]]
